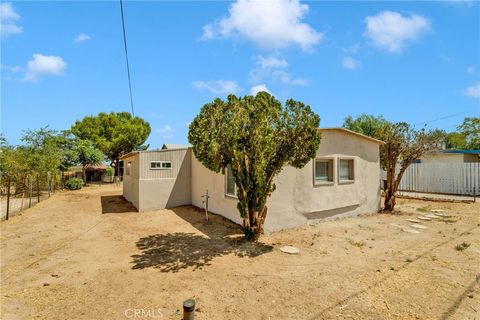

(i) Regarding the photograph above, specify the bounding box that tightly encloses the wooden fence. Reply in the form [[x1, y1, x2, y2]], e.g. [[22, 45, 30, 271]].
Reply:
[[395, 163, 480, 196]]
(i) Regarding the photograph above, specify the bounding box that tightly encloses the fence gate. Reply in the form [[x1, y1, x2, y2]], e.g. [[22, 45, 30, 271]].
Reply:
[[396, 163, 480, 196]]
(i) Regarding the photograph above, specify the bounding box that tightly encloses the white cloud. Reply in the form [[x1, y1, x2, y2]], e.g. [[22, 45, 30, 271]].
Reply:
[[249, 54, 307, 86], [74, 33, 91, 43], [364, 11, 430, 53], [465, 83, 480, 98], [24, 54, 67, 82], [200, 0, 323, 51], [342, 57, 360, 70], [157, 125, 174, 139], [250, 84, 271, 95], [192, 80, 241, 95], [467, 66, 476, 74], [0, 2, 23, 37], [1, 63, 22, 73]]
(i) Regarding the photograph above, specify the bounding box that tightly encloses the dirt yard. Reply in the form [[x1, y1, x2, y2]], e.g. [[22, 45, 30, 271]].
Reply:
[[1, 184, 479, 320]]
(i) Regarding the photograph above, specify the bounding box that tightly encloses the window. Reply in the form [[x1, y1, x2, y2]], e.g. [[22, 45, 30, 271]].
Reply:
[[225, 165, 237, 197], [314, 159, 333, 184], [338, 159, 354, 182], [125, 161, 132, 175], [150, 161, 172, 170]]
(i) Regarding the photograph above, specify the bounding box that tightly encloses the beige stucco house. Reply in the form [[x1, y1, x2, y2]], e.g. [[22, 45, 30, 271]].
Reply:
[[121, 128, 384, 232]]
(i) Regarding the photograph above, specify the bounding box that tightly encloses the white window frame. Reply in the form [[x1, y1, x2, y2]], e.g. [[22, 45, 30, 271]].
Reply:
[[125, 161, 132, 176], [150, 161, 172, 170], [313, 158, 335, 186], [225, 165, 237, 198], [338, 157, 355, 184]]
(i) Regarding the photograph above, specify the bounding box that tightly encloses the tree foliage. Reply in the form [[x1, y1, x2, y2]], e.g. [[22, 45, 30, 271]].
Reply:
[[444, 117, 480, 150], [74, 140, 105, 184], [189, 92, 321, 239], [343, 115, 443, 211], [71, 112, 151, 175]]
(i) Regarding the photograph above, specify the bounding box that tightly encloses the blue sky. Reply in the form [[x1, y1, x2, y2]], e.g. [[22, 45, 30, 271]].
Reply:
[[1, 0, 479, 149]]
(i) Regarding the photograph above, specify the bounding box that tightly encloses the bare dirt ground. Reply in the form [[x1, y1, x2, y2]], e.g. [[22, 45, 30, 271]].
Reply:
[[1, 184, 479, 320]]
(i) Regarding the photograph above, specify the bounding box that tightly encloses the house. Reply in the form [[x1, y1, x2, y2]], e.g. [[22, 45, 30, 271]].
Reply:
[[420, 150, 480, 163], [121, 128, 384, 232]]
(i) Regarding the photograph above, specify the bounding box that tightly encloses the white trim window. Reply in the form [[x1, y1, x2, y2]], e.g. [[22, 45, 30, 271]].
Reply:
[[125, 161, 132, 175], [225, 165, 237, 197], [314, 158, 334, 185], [338, 158, 354, 183], [150, 161, 172, 170]]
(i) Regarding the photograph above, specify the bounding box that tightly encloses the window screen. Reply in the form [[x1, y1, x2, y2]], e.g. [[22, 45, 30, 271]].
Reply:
[[339, 159, 354, 181], [226, 165, 236, 196], [315, 159, 333, 183]]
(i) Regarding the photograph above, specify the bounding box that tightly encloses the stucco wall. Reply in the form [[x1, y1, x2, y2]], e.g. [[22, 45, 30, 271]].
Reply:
[[191, 129, 382, 232], [421, 153, 465, 163]]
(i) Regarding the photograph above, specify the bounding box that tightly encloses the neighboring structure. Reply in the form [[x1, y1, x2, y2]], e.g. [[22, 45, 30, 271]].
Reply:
[[121, 128, 384, 232], [420, 150, 480, 163]]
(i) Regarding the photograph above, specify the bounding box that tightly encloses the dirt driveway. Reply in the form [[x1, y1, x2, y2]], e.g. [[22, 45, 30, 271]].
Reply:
[[1, 184, 479, 319]]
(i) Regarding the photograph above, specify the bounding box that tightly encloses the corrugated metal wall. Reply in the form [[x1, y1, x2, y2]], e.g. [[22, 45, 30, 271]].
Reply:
[[397, 162, 480, 196], [139, 149, 190, 179]]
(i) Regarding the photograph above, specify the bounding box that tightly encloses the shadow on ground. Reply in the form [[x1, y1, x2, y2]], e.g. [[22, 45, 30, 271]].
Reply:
[[100, 195, 137, 214], [131, 206, 273, 272]]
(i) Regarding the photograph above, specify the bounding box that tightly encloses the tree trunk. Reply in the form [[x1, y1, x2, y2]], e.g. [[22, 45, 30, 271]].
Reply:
[[242, 206, 268, 240], [82, 164, 87, 185], [384, 189, 396, 211]]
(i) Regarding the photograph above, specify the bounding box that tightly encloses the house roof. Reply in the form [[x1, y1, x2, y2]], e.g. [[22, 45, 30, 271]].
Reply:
[[319, 128, 385, 145], [121, 127, 384, 160], [436, 149, 480, 155]]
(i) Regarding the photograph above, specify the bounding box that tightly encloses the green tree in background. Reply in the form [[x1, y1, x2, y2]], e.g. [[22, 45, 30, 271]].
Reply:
[[71, 112, 151, 176], [189, 92, 321, 240], [74, 140, 105, 184], [445, 117, 480, 150], [343, 115, 443, 211]]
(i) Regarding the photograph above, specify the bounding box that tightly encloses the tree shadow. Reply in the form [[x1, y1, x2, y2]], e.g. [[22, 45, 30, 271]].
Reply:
[[131, 207, 272, 272], [101, 195, 137, 214]]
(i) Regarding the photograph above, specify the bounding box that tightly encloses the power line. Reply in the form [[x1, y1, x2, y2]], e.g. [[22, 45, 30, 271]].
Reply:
[[413, 110, 474, 127], [119, 0, 135, 117]]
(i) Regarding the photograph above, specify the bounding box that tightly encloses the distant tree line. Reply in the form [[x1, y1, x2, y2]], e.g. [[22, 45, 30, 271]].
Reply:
[[0, 112, 151, 197]]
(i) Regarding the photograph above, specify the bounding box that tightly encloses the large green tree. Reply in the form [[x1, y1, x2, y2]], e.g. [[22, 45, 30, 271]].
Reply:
[[445, 117, 480, 150], [71, 112, 151, 175], [344, 115, 443, 211], [189, 92, 321, 240]]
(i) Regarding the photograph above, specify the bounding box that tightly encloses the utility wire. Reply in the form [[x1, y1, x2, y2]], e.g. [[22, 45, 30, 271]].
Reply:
[[413, 110, 473, 127], [119, 0, 135, 117]]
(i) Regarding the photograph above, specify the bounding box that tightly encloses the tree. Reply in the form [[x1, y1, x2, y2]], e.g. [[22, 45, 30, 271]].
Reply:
[[71, 112, 151, 176], [445, 117, 480, 150], [343, 114, 390, 138], [344, 116, 444, 211], [189, 92, 321, 240], [74, 140, 105, 184], [378, 123, 444, 211]]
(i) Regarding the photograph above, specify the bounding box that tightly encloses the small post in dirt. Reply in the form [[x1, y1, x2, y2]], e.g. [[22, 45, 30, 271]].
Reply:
[[36, 175, 40, 203], [47, 172, 51, 198], [29, 176, 33, 208], [201, 189, 210, 222], [6, 179, 11, 220], [183, 299, 195, 320], [20, 177, 25, 211]]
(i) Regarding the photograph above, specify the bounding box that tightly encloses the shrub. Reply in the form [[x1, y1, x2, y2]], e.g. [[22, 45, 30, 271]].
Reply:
[[65, 178, 83, 190], [106, 166, 114, 177]]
